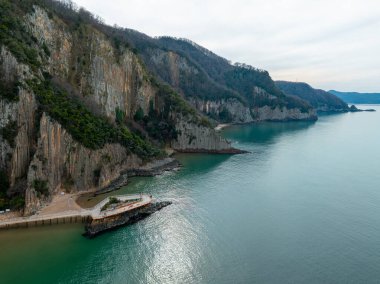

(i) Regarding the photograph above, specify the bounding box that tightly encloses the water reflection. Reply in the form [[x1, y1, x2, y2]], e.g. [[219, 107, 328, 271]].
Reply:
[[223, 121, 315, 145]]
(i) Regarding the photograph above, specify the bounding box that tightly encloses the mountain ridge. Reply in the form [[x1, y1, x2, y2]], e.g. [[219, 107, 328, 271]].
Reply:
[[329, 90, 380, 104], [275, 81, 350, 112]]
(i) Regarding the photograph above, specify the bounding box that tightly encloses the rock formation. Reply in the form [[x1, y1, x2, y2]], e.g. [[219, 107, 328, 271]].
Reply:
[[0, 2, 235, 214]]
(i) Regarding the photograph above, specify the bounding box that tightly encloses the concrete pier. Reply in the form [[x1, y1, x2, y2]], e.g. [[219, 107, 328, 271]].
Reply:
[[0, 194, 152, 231]]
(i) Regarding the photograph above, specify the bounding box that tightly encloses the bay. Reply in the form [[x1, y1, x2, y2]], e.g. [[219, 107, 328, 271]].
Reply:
[[1, 105, 379, 284]]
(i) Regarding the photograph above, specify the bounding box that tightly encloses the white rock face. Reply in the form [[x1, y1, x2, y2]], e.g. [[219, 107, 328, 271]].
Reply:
[[26, 7, 156, 122], [252, 106, 317, 121], [171, 119, 232, 152], [189, 97, 254, 124]]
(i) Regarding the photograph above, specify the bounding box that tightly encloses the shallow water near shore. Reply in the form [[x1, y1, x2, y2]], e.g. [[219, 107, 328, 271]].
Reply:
[[1, 105, 380, 284]]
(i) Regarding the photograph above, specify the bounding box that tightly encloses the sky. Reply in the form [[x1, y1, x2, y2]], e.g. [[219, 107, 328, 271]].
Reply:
[[73, 0, 380, 92]]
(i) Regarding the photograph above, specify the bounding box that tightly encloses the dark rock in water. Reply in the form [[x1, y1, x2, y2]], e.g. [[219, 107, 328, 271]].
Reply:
[[83, 201, 172, 238], [350, 105, 359, 111], [349, 105, 376, 112]]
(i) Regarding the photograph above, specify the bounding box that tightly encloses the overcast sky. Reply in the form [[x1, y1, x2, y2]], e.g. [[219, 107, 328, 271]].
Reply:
[[74, 0, 380, 92]]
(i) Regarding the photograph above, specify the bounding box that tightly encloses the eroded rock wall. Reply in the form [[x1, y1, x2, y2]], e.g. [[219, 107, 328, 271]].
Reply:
[[189, 97, 253, 124], [171, 119, 233, 152], [26, 6, 156, 121], [0, 47, 37, 189], [252, 106, 317, 121], [25, 113, 142, 214]]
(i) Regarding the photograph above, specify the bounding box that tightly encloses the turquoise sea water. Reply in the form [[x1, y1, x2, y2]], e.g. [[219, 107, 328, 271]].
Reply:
[[0, 105, 379, 284]]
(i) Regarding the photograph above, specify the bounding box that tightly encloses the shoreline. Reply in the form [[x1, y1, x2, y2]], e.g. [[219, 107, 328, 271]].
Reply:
[[215, 123, 231, 131], [0, 157, 181, 231], [94, 157, 181, 196], [0, 140, 247, 232], [174, 148, 248, 154], [0, 194, 160, 233]]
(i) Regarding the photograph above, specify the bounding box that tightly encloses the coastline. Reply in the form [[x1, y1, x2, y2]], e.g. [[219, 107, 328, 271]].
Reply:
[[0, 157, 180, 230], [215, 123, 231, 131], [0, 193, 166, 236]]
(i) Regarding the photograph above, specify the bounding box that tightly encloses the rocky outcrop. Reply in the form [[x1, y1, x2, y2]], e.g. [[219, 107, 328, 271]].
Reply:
[[84, 201, 172, 238], [252, 106, 317, 122], [149, 49, 199, 89], [189, 97, 317, 123], [8, 90, 37, 188], [171, 119, 244, 153], [26, 6, 72, 77], [25, 113, 142, 215], [0, 47, 37, 189], [27, 7, 156, 122], [89, 39, 156, 120], [189, 97, 253, 124], [2, 4, 245, 216]]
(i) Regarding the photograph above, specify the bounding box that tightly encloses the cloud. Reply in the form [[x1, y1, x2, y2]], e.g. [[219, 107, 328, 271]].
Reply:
[[74, 0, 380, 92]]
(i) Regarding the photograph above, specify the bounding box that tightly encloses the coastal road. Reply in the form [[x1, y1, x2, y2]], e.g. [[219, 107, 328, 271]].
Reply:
[[0, 194, 153, 228]]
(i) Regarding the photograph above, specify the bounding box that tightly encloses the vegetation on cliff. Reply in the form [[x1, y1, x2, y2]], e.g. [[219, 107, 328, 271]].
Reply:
[[0, 120, 18, 148], [30, 79, 161, 159], [149, 37, 313, 113], [0, 170, 25, 210], [0, 0, 42, 70]]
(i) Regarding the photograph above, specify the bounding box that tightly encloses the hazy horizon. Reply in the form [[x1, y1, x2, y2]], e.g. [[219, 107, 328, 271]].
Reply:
[[73, 0, 380, 93]]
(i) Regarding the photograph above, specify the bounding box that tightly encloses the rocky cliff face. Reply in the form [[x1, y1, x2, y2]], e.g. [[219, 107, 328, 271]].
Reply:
[[0, 47, 37, 190], [1, 4, 235, 214], [171, 119, 233, 152], [252, 106, 317, 122], [26, 6, 155, 121], [189, 97, 317, 123], [148, 48, 199, 89], [25, 113, 142, 215], [189, 97, 254, 124]]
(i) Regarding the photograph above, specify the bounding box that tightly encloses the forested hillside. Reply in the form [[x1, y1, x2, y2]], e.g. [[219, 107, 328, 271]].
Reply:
[[329, 90, 380, 104], [118, 31, 316, 123], [276, 81, 349, 112]]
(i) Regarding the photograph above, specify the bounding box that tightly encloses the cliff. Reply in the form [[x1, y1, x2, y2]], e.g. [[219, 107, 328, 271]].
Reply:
[[25, 113, 142, 214], [0, 1, 234, 214], [172, 120, 241, 153], [120, 33, 317, 122]]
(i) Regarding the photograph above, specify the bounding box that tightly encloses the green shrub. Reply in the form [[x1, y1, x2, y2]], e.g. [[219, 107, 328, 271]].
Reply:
[[0, 120, 18, 147], [219, 107, 232, 123], [0, 1, 41, 69], [42, 42, 50, 56], [0, 170, 9, 194], [33, 179, 48, 195], [115, 107, 125, 125], [9, 195, 25, 209], [0, 79, 20, 102], [133, 107, 144, 122], [101, 197, 121, 211]]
